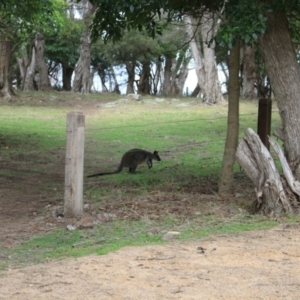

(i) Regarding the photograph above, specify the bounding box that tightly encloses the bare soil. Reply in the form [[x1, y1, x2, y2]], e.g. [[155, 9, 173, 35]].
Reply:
[[1, 95, 300, 299]]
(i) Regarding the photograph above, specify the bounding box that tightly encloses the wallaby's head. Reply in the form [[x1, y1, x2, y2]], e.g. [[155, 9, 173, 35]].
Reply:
[[153, 150, 161, 161]]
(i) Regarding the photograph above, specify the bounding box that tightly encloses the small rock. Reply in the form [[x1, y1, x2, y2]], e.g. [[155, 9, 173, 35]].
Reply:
[[155, 98, 166, 103], [66, 225, 76, 231], [83, 204, 90, 212], [52, 206, 64, 218], [127, 93, 142, 101], [97, 213, 117, 222], [162, 231, 180, 241]]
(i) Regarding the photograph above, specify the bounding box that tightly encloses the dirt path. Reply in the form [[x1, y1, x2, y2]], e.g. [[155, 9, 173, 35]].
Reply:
[[1, 224, 300, 300]]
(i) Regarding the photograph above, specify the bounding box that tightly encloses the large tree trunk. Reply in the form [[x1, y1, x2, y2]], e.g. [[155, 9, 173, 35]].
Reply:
[[162, 57, 172, 96], [0, 35, 14, 99], [72, 28, 92, 93], [34, 33, 51, 91], [125, 62, 135, 94], [62, 64, 74, 91], [20, 45, 37, 91], [201, 12, 225, 104], [218, 43, 240, 194], [185, 16, 206, 99], [138, 62, 151, 94], [72, 0, 94, 93], [259, 12, 300, 177], [242, 45, 257, 100]]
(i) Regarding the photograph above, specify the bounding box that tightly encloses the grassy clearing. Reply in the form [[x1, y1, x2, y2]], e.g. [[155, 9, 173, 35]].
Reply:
[[0, 92, 285, 270]]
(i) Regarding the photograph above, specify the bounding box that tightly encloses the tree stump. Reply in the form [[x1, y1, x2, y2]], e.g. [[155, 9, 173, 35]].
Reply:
[[236, 128, 300, 215]]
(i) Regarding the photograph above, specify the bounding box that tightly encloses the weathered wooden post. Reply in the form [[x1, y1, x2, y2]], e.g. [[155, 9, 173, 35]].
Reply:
[[257, 98, 272, 150], [64, 112, 85, 217]]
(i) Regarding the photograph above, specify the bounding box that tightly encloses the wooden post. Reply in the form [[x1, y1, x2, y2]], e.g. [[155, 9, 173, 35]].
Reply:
[[257, 98, 272, 150], [64, 112, 85, 217]]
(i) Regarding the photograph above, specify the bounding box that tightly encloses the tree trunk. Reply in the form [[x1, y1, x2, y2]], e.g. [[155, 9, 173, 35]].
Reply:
[[126, 62, 135, 94], [191, 84, 200, 97], [72, 0, 95, 93], [34, 33, 51, 91], [21, 45, 37, 91], [218, 43, 240, 194], [258, 12, 300, 178], [152, 58, 162, 95], [72, 28, 92, 93], [138, 62, 151, 94], [185, 16, 206, 99], [162, 57, 172, 96], [236, 128, 298, 215], [201, 12, 225, 104], [110, 67, 120, 94], [62, 64, 74, 91], [170, 49, 191, 96], [0, 35, 14, 99], [176, 62, 189, 96], [242, 45, 256, 100]]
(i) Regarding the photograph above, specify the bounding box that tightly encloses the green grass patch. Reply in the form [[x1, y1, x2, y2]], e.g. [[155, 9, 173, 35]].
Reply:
[[0, 214, 284, 271]]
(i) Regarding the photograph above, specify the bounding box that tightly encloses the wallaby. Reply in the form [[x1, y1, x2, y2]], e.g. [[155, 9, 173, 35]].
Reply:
[[87, 149, 161, 177]]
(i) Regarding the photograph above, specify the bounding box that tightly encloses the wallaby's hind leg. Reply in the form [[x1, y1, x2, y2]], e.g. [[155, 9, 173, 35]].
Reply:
[[129, 165, 137, 173], [146, 158, 152, 169]]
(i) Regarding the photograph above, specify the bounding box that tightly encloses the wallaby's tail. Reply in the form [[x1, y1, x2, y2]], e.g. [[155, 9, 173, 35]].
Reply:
[[87, 163, 123, 178], [87, 171, 117, 178]]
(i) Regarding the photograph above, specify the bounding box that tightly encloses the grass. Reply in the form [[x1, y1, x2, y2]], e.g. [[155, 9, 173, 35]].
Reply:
[[0, 91, 286, 270], [2, 214, 287, 270]]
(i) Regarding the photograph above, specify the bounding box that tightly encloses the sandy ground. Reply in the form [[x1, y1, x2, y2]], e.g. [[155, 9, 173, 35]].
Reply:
[[1, 224, 300, 300]]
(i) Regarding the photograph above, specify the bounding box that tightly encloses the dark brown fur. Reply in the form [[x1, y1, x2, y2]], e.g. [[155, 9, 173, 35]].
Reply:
[[87, 149, 161, 177]]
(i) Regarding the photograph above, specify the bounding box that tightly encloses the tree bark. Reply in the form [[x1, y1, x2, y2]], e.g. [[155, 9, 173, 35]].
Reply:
[[201, 12, 225, 104], [258, 12, 300, 178], [62, 64, 74, 91], [125, 62, 135, 94], [72, 28, 92, 93], [236, 128, 297, 215], [34, 33, 51, 91], [162, 57, 172, 96], [110, 66, 120, 94], [0, 35, 14, 99], [72, 0, 95, 93], [218, 43, 240, 194], [185, 16, 206, 99], [21, 46, 37, 91], [138, 62, 151, 94], [242, 45, 256, 100]]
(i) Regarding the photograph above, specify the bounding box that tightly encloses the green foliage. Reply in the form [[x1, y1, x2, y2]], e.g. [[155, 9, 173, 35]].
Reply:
[[0, 0, 53, 32], [45, 18, 84, 66], [99, 29, 162, 65], [217, 0, 300, 48], [156, 21, 188, 58], [217, 1, 267, 48], [89, 0, 224, 41], [0, 0, 67, 41]]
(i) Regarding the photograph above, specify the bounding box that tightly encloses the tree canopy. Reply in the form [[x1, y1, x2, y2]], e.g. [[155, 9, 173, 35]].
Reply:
[[89, 0, 224, 41]]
